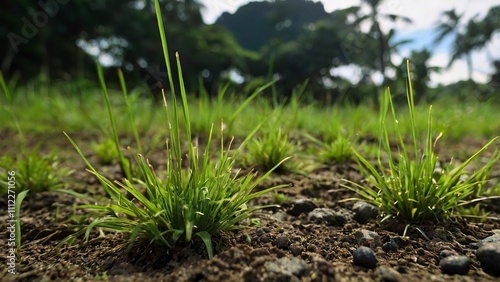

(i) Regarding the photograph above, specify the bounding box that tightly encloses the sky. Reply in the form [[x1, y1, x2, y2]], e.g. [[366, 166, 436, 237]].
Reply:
[[200, 0, 500, 86]]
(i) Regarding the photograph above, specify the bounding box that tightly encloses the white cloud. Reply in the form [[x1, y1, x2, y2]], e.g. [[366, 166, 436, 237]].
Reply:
[[330, 64, 364, 84]]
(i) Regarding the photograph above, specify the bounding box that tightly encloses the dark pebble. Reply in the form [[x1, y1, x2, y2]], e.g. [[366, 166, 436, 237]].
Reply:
[[439, 255, 470, 275], [287, 198, 317, 216], [477, 243, 500, 277], [274, 236, 291, 250], [352, 201, 379, 223], [382, 239, 398, 252], [289, 243, 302, 256], [260, 234, 271, 244], [256, 228, 265, 237], [353, 246, 378, 269], [439, 249, 457, 259]]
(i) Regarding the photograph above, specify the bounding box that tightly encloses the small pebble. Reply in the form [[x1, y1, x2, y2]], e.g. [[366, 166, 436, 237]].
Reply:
[[354, 229, 380, 245], [439, 255, 470, 275], [307, 208, 346, 226], [476, 243, 500, 277], [256, 228, 265, 236], [382, 239, 398, 252], [353, 246, 378, 269], [274, 236, 291, 250], [376, 266, 402, 282], [352, 201, 379, 223], [289, 243, 302, 256], [259, 234, 271, 244], [287, 198, 317, 216], [439, 249, 457, 259]]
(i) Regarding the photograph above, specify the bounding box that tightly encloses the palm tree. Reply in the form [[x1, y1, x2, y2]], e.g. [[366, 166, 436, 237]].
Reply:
[[434, 9, 477, 80], [405, 49, 440, 103], [353, 0, 412, 86]]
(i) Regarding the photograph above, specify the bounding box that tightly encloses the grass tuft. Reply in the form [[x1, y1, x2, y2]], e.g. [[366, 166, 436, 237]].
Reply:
[[91, 137, 120, 165], [61, 1, 289, 258], [343, 60, 499, 224], [306, 133, 355, 164], [0, 149, 73, 194], [245, 127, 300, 173]]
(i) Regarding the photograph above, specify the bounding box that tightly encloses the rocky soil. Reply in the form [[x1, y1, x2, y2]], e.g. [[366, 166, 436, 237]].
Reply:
[[1, 132, 500, 282]]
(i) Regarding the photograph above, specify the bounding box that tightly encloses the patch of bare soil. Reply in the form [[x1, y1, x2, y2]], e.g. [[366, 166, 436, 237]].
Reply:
[[1, 132, 499, 281]]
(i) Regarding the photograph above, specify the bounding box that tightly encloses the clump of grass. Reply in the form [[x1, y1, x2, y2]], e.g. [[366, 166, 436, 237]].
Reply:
[[343, 61, 499, 224], [0, 149, 73, 194], [306, 133, 355, 164], [245, 128, 301, 173], [61, 0, 288, 258], [91, 137, 120, 165], [271, 192, 289, 206]]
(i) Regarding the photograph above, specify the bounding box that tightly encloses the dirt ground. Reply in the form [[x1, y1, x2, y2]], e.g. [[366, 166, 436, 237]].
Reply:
[[1, 131, 500, 282]]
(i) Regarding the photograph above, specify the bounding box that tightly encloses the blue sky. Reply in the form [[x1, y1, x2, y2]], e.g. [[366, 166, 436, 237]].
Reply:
[[200, 0, 500, 85]]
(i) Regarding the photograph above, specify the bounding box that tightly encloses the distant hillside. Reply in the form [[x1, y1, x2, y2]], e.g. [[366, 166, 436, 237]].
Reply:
[[216, 0, 330, 52]]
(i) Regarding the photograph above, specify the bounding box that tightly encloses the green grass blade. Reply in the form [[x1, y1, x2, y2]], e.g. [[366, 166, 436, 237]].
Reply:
[[96, 64, 130, 179], [154, 0, 175, 97], [15, 190, 29, 255], [117, 68, 142, 154], [405, 60, 419, 157], [195, 231, 214, 258]]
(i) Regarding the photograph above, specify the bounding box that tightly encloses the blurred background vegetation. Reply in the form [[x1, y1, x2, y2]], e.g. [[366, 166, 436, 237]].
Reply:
[[1, 0, 499, 104]]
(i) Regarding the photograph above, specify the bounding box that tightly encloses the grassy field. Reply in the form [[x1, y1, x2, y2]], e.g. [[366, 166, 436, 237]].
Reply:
[[2, 78, 499, 140]]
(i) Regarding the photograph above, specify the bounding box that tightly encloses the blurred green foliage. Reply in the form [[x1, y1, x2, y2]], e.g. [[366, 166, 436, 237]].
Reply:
[[1, 0, 499, 103]]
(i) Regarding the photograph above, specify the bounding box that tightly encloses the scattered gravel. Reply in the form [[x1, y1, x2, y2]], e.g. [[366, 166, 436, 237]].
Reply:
[[5, 133, 500, 282], [439, 255, 471, 275], [353, 246, 378, 269]]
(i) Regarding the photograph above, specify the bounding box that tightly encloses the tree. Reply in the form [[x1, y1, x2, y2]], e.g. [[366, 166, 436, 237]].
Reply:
[[217, 0, 331, 52], [435, 6, 500, 81], [351, 0, 412, 86], [0, 0, 247, 92], [256, 10, 370, 102], [489, 60, 500, 90], [483, 5, 500, 45], [398, 49, 440, 103], [434, 9, 472, 80]]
